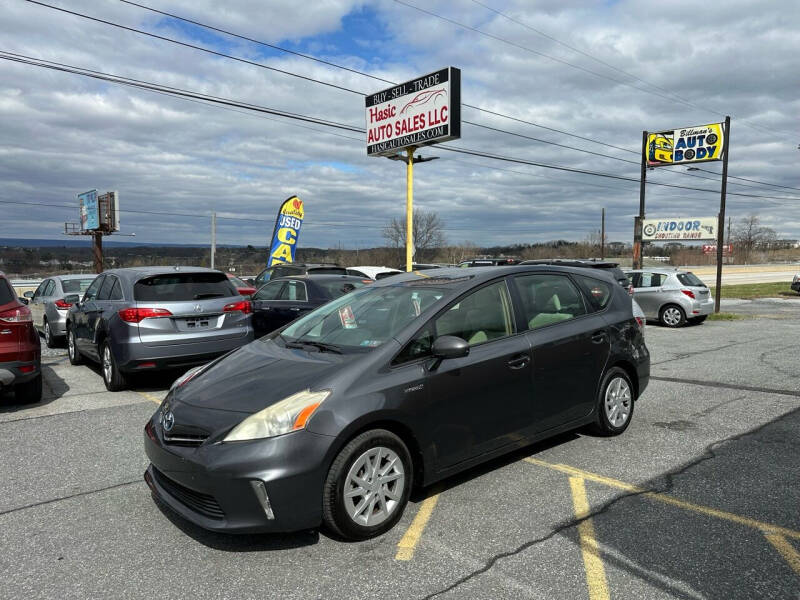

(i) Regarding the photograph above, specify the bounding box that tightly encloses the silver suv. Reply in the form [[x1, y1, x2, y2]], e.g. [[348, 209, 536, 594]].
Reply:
[[624, 268, 713, 327], [66, 267, 254, 391]]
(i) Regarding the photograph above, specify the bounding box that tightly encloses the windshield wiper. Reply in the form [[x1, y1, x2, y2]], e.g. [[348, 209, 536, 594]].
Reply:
[[285, 340, 343, 354]]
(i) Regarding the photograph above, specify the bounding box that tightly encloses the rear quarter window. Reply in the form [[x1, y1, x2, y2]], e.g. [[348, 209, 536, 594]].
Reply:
[[0, 279, 15, 305], [62, 279, 95, 294], [677, 272, 706, 287], [317, 280, 367, 298], [134, 273, 236, 302], [574, 275, 613, 312]]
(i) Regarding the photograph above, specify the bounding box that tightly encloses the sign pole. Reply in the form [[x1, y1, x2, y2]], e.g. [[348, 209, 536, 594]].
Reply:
[[406, 146, 415, 272], [714, 116, 731, 313], [211, 212, 216, 270], [92, 231, 103, 274], [601, 207, 605, 260], [633, 130, 647, 270]]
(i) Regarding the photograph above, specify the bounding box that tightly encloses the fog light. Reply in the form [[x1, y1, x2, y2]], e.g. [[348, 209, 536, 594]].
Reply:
[[250, 480, 275, 520]]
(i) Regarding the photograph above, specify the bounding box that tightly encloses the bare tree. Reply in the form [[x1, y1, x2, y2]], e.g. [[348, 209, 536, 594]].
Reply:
[[731, 215, 776, 264], [383, 209, 446, 261]]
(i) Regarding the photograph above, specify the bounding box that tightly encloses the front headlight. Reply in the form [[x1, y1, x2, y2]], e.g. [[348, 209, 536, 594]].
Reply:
[[223, 389, 330, 442]]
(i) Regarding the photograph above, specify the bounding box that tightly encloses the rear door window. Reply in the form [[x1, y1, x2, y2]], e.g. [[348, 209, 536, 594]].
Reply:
[[253, 281, 285, 301], [317, 279, 367, 298], [109, 279, 123, 301], [639, 272, 664, 287], [279, 280, 308, 302], [44, 280, 56, 296], [0, 279, 14, 305], [515, 274, 587, 329], [574, 275, 613, 312], [434, 280, 515, 346], [97, 276, 116, 300], [134, 273, 235, 302]]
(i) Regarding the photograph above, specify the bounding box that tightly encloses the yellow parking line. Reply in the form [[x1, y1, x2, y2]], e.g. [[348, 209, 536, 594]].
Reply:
[[395, 493, 440, 561], [765, 533, 800, 575], [525, 458, 800, 540], [137, 391, 163, 405], [569, 477, 611, 600]]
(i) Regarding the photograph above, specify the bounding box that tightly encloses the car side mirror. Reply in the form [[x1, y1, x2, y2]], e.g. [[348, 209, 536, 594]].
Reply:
[[23, 291, 34, 298], [64, 294, 80, 305], [18, 297, 29, 305], [429, 335, 469, 370]]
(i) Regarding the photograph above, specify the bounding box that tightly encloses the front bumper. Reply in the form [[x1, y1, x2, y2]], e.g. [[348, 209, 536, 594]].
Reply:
[[143, 416, 335, 534], [791, 281, 800, 293], [0, 359, 40, 388]]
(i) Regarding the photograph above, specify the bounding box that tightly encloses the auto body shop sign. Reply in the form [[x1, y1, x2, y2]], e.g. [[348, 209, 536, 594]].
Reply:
[[642, 217, 718, 241], [365, 67, 461, 156], [646, 122, 725, 167]]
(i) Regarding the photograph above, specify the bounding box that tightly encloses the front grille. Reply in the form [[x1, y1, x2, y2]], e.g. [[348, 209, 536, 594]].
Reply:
[[163, 432, 208, 447], [152, 467, 224, 520]]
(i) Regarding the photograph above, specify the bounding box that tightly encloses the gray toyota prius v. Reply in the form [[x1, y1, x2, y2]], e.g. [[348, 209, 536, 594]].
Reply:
[[144, 266, 650, 540]]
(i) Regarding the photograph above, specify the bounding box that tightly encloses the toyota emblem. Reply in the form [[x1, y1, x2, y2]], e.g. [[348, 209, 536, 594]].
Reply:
[[162, 411, 175, 432]]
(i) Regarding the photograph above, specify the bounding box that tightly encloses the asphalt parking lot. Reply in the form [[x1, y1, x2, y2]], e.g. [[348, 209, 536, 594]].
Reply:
[[2, 314, 799, 599]]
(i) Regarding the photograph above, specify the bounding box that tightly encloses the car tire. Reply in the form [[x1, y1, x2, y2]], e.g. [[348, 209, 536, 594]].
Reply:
[[67, 326, 83, 365], [690, 315, 708, 324], [101, 342, 127, 392], [44, 318, 58, 348], [660, 304, 686, 327], [15, 373, 42, 404], [322, 429, 412, 541], [589, 367, 634, 436]]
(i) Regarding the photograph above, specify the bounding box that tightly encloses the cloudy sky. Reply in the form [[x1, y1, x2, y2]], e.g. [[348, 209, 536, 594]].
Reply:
[[1, 0, 798, 249]]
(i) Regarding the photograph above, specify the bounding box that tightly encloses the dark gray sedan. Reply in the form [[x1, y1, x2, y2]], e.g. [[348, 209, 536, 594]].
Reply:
[[144, 266, 649, 540], [67, 267, 253, 391]]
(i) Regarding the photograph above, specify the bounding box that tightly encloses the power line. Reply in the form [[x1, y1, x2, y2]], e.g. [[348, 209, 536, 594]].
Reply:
[[684, 166, 800, 192], [394, 0, 794, 141], [3, 51, 800, 204]]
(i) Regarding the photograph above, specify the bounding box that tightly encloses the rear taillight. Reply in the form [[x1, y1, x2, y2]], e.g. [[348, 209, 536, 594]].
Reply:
[[223, 300, 252, 314], [54, 298, 73, 309], [681, 289, 696, 299], [118, 307, 173, 323], [0, 305, 32, 323], [635, 316, 644, 330], [628, 284, 634, 296]]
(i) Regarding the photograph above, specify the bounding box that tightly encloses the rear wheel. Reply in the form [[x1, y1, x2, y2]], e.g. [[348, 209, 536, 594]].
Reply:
[[590, 367, 634, 436], [67, 326, 83, 365], [44, 319, 58, 348], [322, 429, 412, 540], [101, 342, 127, 392], [15, 373, 42, 404], [660, 304, 686, 328]]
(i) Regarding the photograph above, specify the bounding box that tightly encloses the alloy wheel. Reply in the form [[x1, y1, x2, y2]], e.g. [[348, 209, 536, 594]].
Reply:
[[342, 446, 405, 527], [102, 345, 113, 384], [604, 377, 632, 428], [662, 307, 683, 326], [44, 322, 51, 345], [68, 331, 75, 359]]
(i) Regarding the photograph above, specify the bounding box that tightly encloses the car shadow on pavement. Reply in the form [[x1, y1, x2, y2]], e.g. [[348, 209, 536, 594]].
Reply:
[[151, 493, 321, 552], [543, 407, 800, 599], [0, 362, 69, 411]]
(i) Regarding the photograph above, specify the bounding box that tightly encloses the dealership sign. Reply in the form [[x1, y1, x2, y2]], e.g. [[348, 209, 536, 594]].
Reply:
[[365, 67, 461, 156], [646, 122, 725, 167], [268, 196, 304, 267], [642, 217, 718, 241]]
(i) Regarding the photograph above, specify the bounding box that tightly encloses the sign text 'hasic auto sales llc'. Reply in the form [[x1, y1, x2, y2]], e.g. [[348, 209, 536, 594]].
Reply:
[[365, 67, 461, 156]]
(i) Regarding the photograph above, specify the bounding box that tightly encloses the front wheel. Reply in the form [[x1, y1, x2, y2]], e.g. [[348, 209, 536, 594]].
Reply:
[[660, 304, 686, 328], [101, 342, 127, 392], [44, 319, 58, 348], [589, 367, 634, 436], [322, 429, 412, 540], [67, 326, 83, 365]]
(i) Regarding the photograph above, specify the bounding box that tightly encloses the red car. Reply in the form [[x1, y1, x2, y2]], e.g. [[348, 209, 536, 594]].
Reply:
[[227, 273, 256, 296], [0, 272, 42, 403]]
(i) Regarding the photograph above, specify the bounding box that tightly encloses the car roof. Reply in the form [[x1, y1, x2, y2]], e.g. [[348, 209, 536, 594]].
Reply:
[[99, 266, 224, 282], [52, 274, 98, 280], [520, 259, 620, 268], [369, 264, 616, 292], [625, 267, 684, 274], [271, 274, 369, 283]]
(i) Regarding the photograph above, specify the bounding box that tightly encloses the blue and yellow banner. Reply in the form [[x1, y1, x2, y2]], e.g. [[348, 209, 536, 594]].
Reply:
[[268, 196, 305, 267], [647, 122, 725, 167]]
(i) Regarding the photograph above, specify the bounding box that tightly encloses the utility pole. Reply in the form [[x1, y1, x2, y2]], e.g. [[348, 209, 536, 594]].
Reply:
[[92, 231, 103, 274], [211, 212, 216, 270], [713, 116, 731, 313], [601, 208, 605, 260], [633, 131, 648, 270]]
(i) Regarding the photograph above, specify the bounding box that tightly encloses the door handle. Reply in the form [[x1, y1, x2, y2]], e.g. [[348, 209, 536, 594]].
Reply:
[[591, 331, 607, 344], [290, 307, 300, 311], [507, 354, 530, 370]]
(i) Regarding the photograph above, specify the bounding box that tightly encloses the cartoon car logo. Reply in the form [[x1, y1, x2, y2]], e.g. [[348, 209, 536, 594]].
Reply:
[[648, 134, 673, 164]]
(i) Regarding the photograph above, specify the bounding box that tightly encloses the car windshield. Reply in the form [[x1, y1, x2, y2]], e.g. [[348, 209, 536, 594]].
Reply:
[[677, 272, 706, 287], [62, 278, 96, 293], [278, 285, 449, 352], [134, 273, 236, 301]]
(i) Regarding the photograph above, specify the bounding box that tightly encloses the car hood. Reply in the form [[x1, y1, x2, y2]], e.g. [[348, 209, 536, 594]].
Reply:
[[172, 338, 355, 414]]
